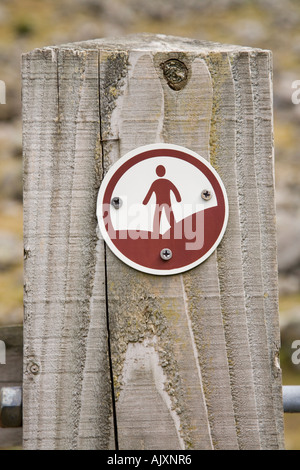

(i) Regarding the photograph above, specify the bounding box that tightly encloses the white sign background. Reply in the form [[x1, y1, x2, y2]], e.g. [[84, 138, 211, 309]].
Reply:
[[110, 156, 217, 235]]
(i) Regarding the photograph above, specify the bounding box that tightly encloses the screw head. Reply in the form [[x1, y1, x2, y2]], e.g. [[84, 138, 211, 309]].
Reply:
[[160, 248, 172, 261], [0, 386, 22, 428], [201, 189, 212, 201], [111, 197, 122, 209]]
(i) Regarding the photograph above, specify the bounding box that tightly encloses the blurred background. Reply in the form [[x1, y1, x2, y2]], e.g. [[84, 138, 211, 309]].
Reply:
[[0, 0, 299, 449]]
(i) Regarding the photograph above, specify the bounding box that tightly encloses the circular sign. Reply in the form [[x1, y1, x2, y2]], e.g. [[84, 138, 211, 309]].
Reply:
[[97, 144, 228, 276]]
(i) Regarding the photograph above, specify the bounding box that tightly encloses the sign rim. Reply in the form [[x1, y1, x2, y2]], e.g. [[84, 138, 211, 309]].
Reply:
[[97, 143, 229, 276]]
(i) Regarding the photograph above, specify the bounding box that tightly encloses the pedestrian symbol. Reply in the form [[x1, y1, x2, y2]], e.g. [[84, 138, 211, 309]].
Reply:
[[97, 144, 228, 275], [143, 165, 182, 237]]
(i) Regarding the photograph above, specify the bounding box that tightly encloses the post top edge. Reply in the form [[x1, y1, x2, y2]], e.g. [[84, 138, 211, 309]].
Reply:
[[22, 33, 271, 56]]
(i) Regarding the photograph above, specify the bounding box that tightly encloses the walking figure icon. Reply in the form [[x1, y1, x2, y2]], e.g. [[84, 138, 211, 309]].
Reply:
[[142, 165, 182, 236]]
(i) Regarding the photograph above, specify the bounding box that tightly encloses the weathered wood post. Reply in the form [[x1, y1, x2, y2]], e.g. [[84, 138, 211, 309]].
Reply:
[[22, 34, 284, 450]]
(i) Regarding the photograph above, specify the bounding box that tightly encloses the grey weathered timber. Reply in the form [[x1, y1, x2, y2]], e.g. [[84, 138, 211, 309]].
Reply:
[[22, 34, 284, 450], [23, 48, 112, 450]]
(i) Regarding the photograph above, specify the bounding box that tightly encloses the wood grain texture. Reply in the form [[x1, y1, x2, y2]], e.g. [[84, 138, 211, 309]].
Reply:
[[249, 52, 284, 449], [207, 52, 262, 449], [23, 34, 284, 450], [231, 51, 279, 449], [160, 56, 238, 450], [23, 48, 112, 450]]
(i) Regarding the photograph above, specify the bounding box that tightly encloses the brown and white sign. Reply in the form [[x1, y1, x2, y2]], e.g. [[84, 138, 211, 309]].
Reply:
[[97, 144, 229, 275]]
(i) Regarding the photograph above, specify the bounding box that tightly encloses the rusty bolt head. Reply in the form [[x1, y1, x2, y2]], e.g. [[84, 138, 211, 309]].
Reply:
[[161, 59, 188, 91], [0, 386, 22, 428]]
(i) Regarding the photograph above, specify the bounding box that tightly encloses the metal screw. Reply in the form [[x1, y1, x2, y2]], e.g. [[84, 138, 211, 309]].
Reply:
[[111, 197, 122, 209], [161, 59, 188, 91], [201, 189, 212, 201], [26, 357, 40, 376], [29, 362, 40, 375], [160, 248, 172, 261], [0, 386, 22, 428]]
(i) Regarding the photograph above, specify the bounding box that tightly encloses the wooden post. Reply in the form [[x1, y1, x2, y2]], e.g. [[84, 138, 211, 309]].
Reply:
[[22, 34, 284, 450]]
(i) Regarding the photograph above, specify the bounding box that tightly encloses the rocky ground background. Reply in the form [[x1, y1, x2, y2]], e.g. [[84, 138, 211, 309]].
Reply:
[[0, 0, 299, 449]]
